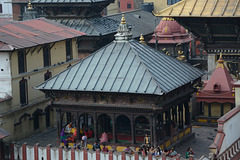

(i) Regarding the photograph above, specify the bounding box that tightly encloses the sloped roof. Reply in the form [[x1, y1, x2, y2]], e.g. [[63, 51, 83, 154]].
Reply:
[[0, 18, 85, 51], [31, 0, 108, 3], [107, 10, 161, 38], [0, 127, 10, 139], [196, 54, 235, 103], [154, 0, 240, 17], [53, 17, 120, 36], [36, 39, 203, 94]]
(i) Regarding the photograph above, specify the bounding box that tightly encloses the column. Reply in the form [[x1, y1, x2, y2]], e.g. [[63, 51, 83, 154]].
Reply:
[[56, 109, 61, 140], [94, 112, 98, 142], [221, 103, 224, 116], [191, 34, 196, 58], [111, 114, 116, 143], [178, 105, 181, 129], [184, 101, 190, 125], [149, 114, 153, 145], [208, 103, 211, 117], [76, 112, 80, 140], [152, 115, 157, 147], [166, 109, 171, 137], [180, 104, 184, 129], [174, 105, 177, 127], [160, 113, 164, 140], [131, 114, 135, 145]]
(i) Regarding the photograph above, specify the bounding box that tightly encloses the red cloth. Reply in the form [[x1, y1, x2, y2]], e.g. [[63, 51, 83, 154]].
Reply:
[[88, 130, 93, 138], [100, 132, 108, 143]]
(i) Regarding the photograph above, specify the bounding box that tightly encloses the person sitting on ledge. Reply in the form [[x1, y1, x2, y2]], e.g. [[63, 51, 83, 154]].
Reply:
[[68, 130, 77, 143], [61, 128, 68, 147], [102, 144, 109, 153]]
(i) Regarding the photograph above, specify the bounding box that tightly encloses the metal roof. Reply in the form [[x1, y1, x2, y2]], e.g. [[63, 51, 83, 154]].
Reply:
[[154, 0, 240, 17], [31, 0, 108, 3], [0, 127, 10, 139], [36, 40, 204, 94], [107, 10, 161, 38], [0, 18, 85, 51], [53, 17, 120, 36]]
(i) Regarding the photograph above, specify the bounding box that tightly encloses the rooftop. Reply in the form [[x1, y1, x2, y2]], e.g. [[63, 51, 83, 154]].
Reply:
[[154, 0, 240, 17], [0, 18, 85, 51], [36, 15, 203, 94]]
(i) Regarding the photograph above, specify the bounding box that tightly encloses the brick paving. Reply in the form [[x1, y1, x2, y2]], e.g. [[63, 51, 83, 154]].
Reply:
[[16, 125, 217, 159]]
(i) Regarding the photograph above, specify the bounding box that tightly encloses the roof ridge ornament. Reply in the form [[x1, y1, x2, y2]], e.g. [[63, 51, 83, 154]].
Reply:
[[114, 14, 132, 42], [27, 0, 33, 10], [216, 53, 225, 69], [139, 34, 146, 45]]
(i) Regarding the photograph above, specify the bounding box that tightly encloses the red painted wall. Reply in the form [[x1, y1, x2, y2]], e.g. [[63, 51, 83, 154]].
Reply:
[[119, 0, 134, 12]]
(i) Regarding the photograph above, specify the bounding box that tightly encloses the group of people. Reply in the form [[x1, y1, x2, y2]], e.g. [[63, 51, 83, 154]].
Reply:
[[61, 123, 94, 147], [138, 145, 178, 157]]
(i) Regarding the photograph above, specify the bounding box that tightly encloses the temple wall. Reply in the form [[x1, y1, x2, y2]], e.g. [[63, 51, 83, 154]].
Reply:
[[12, 144, 196, 160]]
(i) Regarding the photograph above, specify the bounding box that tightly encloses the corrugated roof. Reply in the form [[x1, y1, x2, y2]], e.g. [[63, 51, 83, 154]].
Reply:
[[154, 0, 240, 17], [0, 127, 10, 139], [31, 0, 107, 3], [107, 10, 161, 38], [36, 40, 204, 94], [0, 18, 85, 51], [53, 17, 120, 36]]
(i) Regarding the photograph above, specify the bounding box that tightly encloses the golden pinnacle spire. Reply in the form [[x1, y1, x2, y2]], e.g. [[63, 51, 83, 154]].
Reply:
[[139, 34, 146, 45], [28, 0, 33, 10], [216, 53, 224, 69], [121, 14, 126, 24]]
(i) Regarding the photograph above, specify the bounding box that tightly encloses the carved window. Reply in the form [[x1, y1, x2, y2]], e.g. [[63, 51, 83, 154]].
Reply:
[[19, 78, 28, 106], [66, 39, 72, 61], [127, 2, 131, 9], [18, 50, 27, 74], [213, 83, 220, 92], [43, 45, 51, 67]]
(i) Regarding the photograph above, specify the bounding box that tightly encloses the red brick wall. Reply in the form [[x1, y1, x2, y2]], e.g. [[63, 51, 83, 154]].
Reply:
[[120, 0, 134, 12]]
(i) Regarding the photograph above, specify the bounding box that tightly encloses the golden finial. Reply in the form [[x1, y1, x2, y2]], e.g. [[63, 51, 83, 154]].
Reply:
[[139, 34, 146, 45], [121, 14, 126, 24], [27, 0, 33, 10], [216, 53, 224, 69]]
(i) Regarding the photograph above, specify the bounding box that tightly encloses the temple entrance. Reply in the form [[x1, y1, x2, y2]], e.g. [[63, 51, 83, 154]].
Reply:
[[97, 114, 112, 141], [115, 115, 131, 142]]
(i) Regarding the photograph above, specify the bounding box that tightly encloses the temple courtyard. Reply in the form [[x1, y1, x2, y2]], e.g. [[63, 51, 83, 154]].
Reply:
[[16, 126, 217, 159]]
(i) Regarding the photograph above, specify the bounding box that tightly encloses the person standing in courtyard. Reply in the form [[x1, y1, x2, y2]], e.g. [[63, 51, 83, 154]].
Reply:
[[144, 134, 151, 146], [186, 147, 194, 158]]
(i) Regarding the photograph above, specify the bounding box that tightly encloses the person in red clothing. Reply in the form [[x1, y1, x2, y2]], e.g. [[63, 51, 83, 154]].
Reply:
[[88, 128, 94, 138], [68, 130, 77, 143], [102, 144, 109, 153]]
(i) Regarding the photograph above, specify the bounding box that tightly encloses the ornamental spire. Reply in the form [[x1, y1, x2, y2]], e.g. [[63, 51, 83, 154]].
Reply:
[[27, 0, 33, 10], [114, 14, 132, 42], [216, 53, 224, 69], [139, 34, 146, 45]]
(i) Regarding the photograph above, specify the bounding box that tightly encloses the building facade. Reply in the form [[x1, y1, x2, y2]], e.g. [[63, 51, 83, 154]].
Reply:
[[0, 18, 85, 142]]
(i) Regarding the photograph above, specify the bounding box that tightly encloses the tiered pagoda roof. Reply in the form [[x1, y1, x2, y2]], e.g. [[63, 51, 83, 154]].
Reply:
[[196, 53, 236, 103], [36, 15, 204, 95]]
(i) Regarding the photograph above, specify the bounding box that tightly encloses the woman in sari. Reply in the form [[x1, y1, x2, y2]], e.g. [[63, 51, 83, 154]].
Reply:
[[61, 128, 68, 146]]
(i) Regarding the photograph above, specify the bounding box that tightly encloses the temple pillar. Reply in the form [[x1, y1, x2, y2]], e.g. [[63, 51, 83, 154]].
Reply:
[[208, 103, 211, 117], [166, 109, 171, 136], [76, 112, 80, 140], [56, 109, 61, 145], [152, 115, 157, 147], [130, 114, 135, 145], [221, 103, 224, 116], [180, 104, 184, 128], [94, 112, 98, 142], [184, 101, 190, 125], [174, 105, 177, 127], [159, 113, 164, 140], [149, 114, 153, 144], [110, 114, 116, 143], [178, 105, 181, 129]]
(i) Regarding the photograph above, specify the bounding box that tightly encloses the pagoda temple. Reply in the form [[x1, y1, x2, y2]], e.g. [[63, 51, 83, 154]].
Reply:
[[36, 15, 204, 147], [148, 17, 192, 60], [153, 0, 240, 79], [196, 54, 235, 125]]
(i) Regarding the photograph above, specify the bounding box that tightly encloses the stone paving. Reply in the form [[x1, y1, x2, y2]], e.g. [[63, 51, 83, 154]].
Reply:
[[16, 125, 217, 159]]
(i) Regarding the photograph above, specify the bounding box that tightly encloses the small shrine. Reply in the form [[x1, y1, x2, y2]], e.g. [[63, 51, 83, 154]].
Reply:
[[36, 15, 203, 147], [148, 17, 192, 60], [196, 53, 235, 125]]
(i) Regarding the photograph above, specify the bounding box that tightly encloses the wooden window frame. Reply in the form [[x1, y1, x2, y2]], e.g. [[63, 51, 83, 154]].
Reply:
[[66, 39, 73, 62], [18, 50, 27, 74], [43, 45, 51, 67], [19, 78, 28, 106]]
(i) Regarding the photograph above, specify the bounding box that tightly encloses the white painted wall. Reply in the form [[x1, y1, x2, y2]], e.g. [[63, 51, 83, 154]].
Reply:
[[0, 0, 12, 17], [0, 52, 12, 98], [219, 110, 240, 154]]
